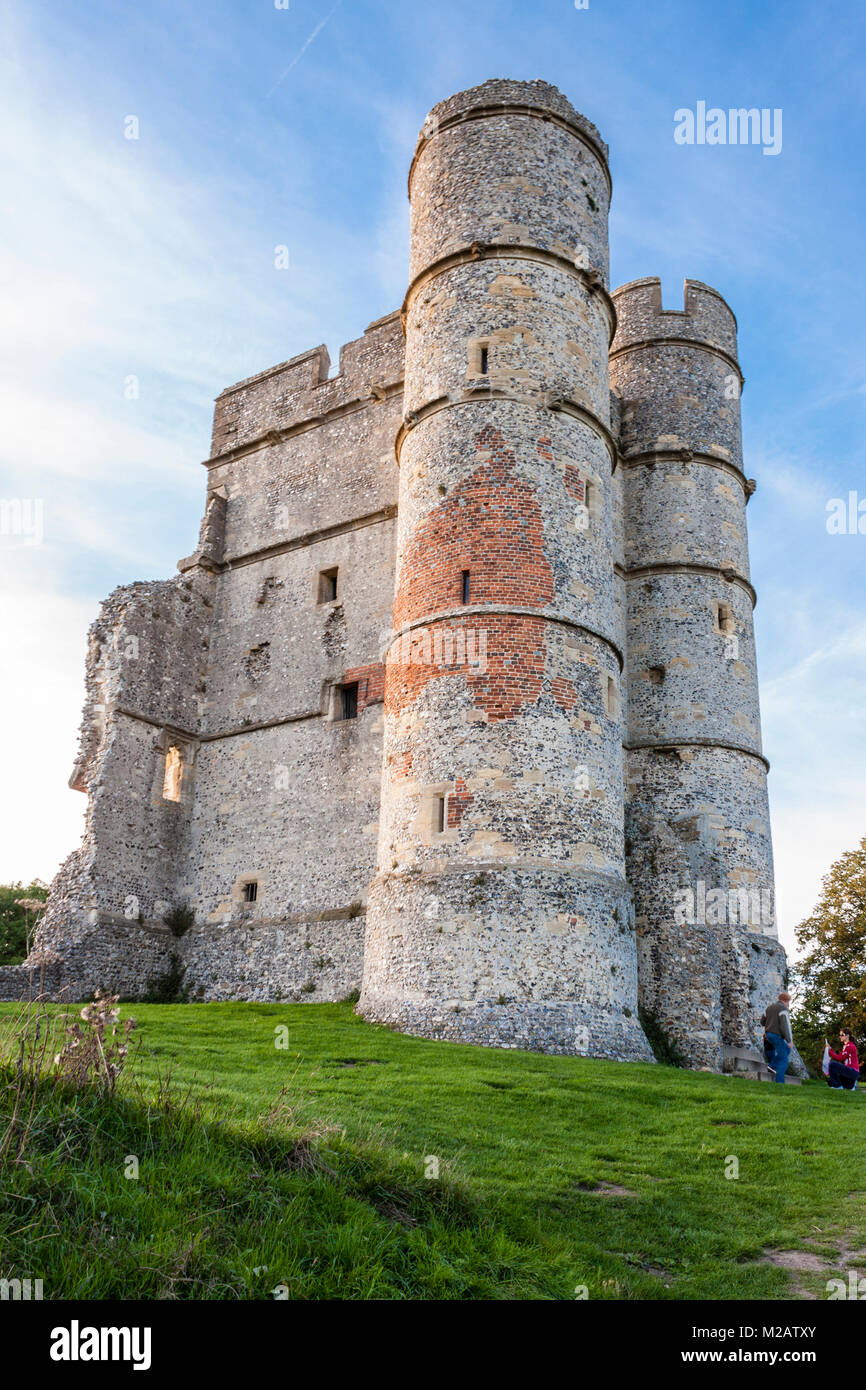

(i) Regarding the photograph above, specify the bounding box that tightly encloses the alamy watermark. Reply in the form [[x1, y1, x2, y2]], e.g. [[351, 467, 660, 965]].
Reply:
[[382, 624, 488, 675], [674, 881, 774, 929], [674, 103, 782, 156], [0, 1278, 43, 1300], [0, 498, 44, 546], [826, 1269, 866, 1299], [826, 491, 866, 535]]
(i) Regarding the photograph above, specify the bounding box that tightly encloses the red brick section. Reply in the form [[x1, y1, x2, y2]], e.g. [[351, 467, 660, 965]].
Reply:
[[563, 465, 585, 503], [387, 748, 414, 780], [394, 425, 555, 626], [386, 425, 564, 727], [385, 612, 549, 732], [447, 776, 474, 828], [551, 675, 577, 712], [542, 434, 588, 504], [343, 662, 385, 714]]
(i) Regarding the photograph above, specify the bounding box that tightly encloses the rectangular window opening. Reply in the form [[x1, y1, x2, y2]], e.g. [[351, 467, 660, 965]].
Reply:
[[436, 795, 446, 834], [318, 567, 339, 603], [340, 682, 359, 721], [242, 881, 258, 904], [162, 745, 183, 802], [716, 601, 734, 634], [479, 347, 488, 375], [461, 570, 471, 603]]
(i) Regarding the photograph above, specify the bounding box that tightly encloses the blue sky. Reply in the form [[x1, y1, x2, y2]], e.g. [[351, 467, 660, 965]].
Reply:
[[1, 0, 864, 955]]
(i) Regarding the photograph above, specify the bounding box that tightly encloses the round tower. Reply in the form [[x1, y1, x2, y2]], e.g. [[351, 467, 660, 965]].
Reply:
[[610, 277, 787, 1070], [359, 80, 653, 1061]]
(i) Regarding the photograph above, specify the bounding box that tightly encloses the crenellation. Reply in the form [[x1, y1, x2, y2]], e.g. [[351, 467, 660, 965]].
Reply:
[[611, 277, 738, 358], [210, 313, 404, 460]]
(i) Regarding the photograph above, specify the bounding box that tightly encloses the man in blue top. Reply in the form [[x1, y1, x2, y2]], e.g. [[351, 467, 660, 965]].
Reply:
[[761, 992, 793, 1084]]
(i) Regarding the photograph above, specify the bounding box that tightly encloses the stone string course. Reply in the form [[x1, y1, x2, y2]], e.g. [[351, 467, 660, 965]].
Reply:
[[7, 80, 799, 1075]]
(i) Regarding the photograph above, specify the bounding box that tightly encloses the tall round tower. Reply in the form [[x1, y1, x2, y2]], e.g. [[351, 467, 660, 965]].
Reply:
[[610, 277, 787, 1070], [359, 80, 653, 1061]]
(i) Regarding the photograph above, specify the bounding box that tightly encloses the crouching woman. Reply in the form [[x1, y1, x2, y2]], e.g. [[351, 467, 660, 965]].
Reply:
[[827, 1027, 859, 1090]]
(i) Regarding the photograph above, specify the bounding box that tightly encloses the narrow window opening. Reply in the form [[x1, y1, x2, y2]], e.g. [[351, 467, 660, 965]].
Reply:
[[242, 881, 258, 904], [162, 745, 183, 802], [605, 675, 619, 718], [318, 567, 339, 603], [340, 682, 359, 720], [468, 340, 490, 379], [436, 795, 446, 834], [461, 570, 471, 603], [716, 601, 735, 634]]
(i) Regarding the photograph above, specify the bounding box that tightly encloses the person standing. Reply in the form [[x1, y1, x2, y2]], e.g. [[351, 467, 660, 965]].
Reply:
[[826, 1027, 859, 1090], [761, 992, 793, 1084]]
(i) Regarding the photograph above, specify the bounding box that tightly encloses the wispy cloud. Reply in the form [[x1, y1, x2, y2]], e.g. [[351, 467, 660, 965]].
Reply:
[[265, 0, 343, 97]]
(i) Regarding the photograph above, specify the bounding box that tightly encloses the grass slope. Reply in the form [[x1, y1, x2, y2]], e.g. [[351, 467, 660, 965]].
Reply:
[[1, 1001, 863, 1300]]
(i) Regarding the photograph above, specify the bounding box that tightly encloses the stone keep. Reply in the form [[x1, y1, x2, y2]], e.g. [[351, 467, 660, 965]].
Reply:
[[5, 80, 792, 1073]]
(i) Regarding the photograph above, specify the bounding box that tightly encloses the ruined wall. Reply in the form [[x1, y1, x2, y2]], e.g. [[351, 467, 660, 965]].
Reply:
[[11, 573, 214, 1001], [360, 79, 652, 1060]]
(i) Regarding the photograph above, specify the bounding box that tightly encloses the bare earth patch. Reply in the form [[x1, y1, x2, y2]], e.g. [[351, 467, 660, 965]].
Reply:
[[837, 1232, 866, 1266], [764, 1249, 826, 1272], [762, 1248, 827, 1300]]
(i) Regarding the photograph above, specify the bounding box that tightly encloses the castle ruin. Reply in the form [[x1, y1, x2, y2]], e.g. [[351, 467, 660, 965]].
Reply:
[[5, 80, 792, 1071]]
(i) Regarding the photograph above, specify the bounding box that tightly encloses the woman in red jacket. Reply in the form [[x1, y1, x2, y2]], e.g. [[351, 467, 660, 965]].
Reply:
[[826, 1027, 860, 1090]]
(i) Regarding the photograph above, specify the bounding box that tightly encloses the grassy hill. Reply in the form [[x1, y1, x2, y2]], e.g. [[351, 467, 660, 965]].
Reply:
[[1, 1001, 863, 1300]]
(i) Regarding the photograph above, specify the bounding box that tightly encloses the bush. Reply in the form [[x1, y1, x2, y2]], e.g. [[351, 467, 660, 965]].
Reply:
[[0, 881, 48, 965], [163, 904, 195, 938], [141, 952, 187, 1004]]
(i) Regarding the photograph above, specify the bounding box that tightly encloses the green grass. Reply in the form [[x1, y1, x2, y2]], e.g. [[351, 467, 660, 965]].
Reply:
[[1, 1001, 863, 1300]]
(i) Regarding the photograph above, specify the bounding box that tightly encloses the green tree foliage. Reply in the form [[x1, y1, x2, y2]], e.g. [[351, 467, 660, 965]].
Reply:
[[791, 837, 866, 1071], [0, 882, 48, 966]]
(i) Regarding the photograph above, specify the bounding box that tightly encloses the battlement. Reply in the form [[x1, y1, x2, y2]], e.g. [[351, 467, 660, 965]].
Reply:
[[413, 78, 608, 171], [611, 277, 738, 360], [210, 311, 404, 458]]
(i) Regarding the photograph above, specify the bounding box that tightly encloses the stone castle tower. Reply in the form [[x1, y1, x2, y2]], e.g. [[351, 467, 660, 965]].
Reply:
[[4, 81, 791, 1073]]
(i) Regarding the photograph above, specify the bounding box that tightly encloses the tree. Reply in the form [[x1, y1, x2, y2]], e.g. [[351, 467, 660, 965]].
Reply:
[[790, 838, 866, 1072], [0, 882, 48, 966]]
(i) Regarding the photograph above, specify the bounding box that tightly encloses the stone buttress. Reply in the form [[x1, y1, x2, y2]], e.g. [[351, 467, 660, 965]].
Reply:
[[359, 81, 654, 1060]]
